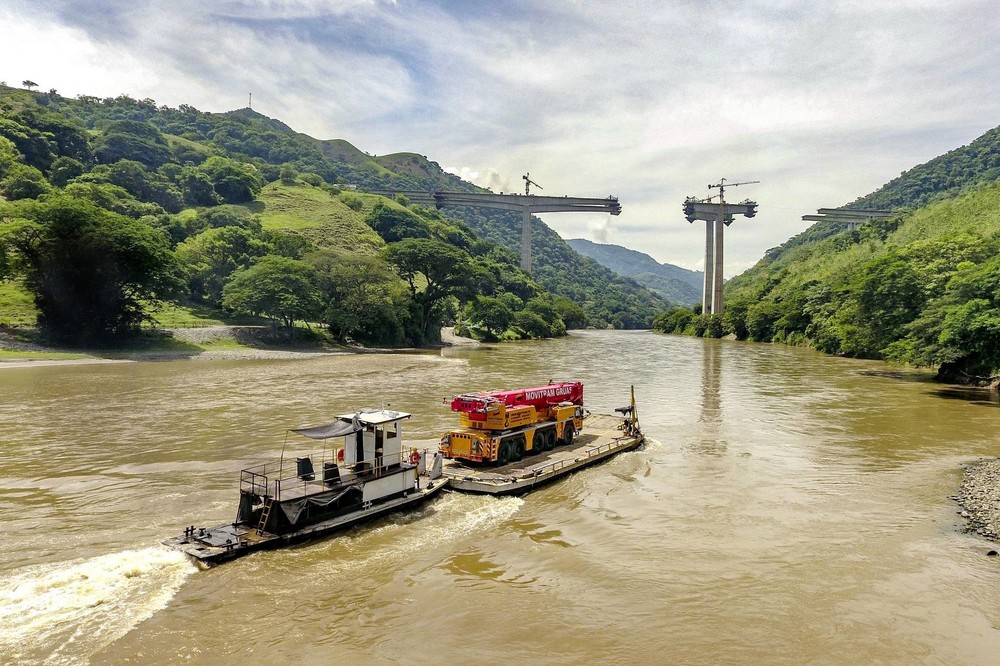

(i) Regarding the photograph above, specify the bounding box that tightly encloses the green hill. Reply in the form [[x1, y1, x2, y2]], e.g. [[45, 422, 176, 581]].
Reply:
[[0, 85, 663, 347], [565, 238, 702, 305], [656, 122, 1000, 383]]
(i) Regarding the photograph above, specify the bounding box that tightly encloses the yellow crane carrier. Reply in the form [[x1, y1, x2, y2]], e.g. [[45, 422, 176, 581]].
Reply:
[[439, 381, 585, 465]]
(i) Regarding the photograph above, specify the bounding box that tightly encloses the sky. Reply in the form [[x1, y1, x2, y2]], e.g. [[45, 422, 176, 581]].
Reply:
[[2, 0, 999, 275]]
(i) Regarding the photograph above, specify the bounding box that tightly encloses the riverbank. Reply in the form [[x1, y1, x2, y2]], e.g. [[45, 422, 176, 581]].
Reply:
[[0, 325, 480, 368], [955, 458, 1000, 545]]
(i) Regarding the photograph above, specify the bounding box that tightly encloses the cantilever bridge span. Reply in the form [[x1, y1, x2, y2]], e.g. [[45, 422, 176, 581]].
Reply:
[[371, 190, 622, 273]]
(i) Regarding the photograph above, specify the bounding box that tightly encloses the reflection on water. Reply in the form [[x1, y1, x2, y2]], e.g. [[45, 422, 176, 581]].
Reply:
[[1, 330, 999, 665], [930, 386, 1000, 407], [697, 339, 725, 454]]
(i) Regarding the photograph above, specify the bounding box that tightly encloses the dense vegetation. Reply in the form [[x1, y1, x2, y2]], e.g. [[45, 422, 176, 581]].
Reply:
[[653, 124, 1000, 383], [0, 85, 662, 347]]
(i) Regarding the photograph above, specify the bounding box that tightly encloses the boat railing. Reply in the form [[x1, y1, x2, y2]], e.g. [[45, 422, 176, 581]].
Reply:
[[239, 448, 426, 501]]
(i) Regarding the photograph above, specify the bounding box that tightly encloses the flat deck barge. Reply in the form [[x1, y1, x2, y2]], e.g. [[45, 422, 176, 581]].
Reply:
[[440, 413, 644, 495]]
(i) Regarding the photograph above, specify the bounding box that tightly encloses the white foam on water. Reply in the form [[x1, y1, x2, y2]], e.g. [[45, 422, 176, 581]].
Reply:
[[0, 546, 197, 665], [427, 493, 525, 542], [305, 494, 525, 575], [375, 494, 524, 560]]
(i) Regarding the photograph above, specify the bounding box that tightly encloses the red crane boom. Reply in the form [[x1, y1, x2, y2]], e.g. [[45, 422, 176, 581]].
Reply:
[[450, 381, 584, 415]]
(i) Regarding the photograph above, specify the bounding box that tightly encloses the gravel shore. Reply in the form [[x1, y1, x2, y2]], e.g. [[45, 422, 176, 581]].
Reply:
[[955, 458, 1000, 544]]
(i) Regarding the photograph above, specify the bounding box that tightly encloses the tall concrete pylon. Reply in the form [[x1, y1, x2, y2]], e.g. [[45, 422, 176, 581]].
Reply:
[[683, 179, 759, 315]]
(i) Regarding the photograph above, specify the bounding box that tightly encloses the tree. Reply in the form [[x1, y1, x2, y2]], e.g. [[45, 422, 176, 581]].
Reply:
[[845, 255, 926, 357], [0, 136, 20, 178], [93, 120, 171, 168], [381, 238, 481, 342], [198, 156, 262, 204], [514, 311, 550, 338], [222, 255, 321, 330], [937, 299, 1000, 381], [0, 221, 17, 281], [309, 250, 411, 344], [552, 296, 587, 330], [175, 226, 271, 305], [194, 205, 262, 232], [7, 195, 180, 344], [279, 163, 297, 185], [522, 296, 567, 337], [886, 257, 1000, 381], [366, 200, 431, 242], [22, 80, 38, 91], [48, 156, 85, 188], [0, 164, 52, 200], [20, 109, 93, 163], [467, 296, 515, 340], [64, 181, 164, 218], [0, 117, 57, 171]]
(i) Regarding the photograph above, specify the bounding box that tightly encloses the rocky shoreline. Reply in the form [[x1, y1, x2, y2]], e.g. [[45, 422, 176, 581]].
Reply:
[[954, 458, 1000, 545]]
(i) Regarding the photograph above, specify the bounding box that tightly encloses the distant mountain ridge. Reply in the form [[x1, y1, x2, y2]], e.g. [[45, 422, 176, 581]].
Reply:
[[566, 238, 702, 305]]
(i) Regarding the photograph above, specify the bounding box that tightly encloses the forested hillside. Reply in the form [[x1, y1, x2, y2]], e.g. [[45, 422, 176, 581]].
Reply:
[[0, 85, 661, 347], [653, 123, 1000, 383], [565, 238, 702, 305], [847, 126, 1000, 212]]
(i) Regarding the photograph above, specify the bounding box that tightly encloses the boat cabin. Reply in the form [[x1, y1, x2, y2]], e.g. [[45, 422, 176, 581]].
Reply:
[[237, 409, 419, 535]]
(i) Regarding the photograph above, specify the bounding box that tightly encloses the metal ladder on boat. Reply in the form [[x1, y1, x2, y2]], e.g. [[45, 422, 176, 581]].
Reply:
[[256, 497, 274, 536]]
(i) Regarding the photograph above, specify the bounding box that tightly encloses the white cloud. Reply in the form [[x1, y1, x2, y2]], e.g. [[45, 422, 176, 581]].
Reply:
[[1, 0, 998, 276], [444, 166, 512, 193], [0, 10, 154, 98]]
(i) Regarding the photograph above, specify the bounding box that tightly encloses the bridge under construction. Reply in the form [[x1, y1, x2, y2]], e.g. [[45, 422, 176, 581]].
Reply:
[[373, 180, 622, 273]]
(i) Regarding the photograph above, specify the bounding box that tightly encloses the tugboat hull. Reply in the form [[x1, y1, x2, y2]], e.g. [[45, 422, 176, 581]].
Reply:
[[163, 479, 445, 566]]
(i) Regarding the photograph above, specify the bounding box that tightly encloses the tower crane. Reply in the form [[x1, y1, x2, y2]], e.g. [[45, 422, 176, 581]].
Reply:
[[708, 178, 759, 206], [523, 173, 544, 196]]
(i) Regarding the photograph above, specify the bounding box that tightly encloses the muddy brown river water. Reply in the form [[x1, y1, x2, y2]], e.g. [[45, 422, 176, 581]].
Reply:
[[1, 330, 998, 664]]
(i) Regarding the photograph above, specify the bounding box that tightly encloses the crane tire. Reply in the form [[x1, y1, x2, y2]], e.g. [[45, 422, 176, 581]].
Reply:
[[512, 436, 525, 462], [563, 424, 575, 446], [496, 440, 512, 466]]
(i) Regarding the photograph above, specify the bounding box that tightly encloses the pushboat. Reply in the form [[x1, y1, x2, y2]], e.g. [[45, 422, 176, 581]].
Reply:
[[163, 409, 446, 566]]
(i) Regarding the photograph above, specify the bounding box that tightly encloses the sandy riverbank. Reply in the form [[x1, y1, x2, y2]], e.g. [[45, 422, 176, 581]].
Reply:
[[0, 326, 481, 369], [955, 458, 1000, 546]]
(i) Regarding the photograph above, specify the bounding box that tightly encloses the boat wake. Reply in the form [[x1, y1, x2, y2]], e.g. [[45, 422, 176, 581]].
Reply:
[[302, 494, 525, 574], [0, 547, 197, 665]]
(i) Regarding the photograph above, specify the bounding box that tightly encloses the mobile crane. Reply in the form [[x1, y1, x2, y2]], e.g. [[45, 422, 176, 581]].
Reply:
[[439, 381, 585, 466]]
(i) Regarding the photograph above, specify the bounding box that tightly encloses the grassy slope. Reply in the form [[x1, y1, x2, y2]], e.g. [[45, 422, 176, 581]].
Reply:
[[254, 182, 385, 254], [728, 179, 1000, 301], [0, 281, 37, 325]]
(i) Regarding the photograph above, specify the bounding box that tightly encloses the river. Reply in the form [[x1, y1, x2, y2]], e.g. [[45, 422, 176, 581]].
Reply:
[[1, 330, 998, 665]]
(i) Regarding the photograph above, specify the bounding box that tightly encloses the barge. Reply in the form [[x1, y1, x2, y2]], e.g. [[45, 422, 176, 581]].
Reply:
[[440, 410, 643, 495], [164, 387, 643, 565], [163, 409, 446, 566], [437, 384, 644, 495]]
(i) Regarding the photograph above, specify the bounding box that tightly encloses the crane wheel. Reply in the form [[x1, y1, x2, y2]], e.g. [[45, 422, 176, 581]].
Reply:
[[543, 429, 556, 451], [563, 424, 575, 446], [512, 437, 525, 461], [496, 440, 512, 466]]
